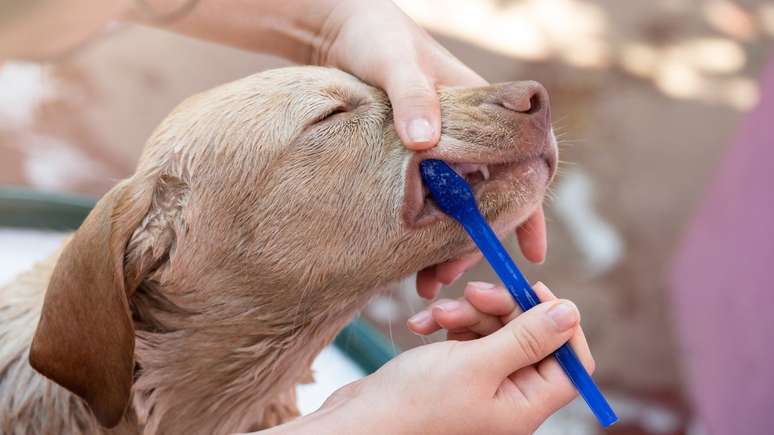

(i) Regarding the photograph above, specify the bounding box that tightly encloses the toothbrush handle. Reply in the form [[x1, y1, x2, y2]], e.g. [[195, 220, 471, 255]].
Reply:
[[462, 212, 618, 428]]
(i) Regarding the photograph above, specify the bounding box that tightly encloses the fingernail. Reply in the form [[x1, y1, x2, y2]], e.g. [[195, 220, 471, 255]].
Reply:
[[407, 117, 433, 143], [469, 281, 496, 290], [408, 310, 431, 325], [546, 301, 578, 331], [435, 300, 462, 312]]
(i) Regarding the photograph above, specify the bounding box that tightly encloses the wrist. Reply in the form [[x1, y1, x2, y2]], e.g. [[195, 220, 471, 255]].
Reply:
[[320, 397, 411, 435], [259, 395, 374, 435], [264, 385, 416, 435]]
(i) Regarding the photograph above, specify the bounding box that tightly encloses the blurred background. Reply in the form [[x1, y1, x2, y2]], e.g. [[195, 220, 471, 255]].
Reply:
[[2, 0, 773, 434]]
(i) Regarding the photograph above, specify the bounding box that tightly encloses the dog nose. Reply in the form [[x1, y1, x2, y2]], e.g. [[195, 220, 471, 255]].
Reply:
[[492, 81, 549, 119]]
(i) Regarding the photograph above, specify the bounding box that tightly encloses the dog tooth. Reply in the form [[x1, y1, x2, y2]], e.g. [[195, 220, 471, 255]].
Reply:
[[480, 165, 490, 180]]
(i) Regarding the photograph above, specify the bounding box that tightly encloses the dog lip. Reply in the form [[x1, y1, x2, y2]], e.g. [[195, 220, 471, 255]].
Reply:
[[401, 148, 554, 229]]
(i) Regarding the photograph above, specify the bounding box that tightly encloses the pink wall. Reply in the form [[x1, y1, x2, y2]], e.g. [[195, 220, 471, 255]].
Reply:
[[671, 58, 774, 434]]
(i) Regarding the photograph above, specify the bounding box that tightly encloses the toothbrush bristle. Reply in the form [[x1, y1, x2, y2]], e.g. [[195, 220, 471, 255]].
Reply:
[[419, 160, 478, 220]]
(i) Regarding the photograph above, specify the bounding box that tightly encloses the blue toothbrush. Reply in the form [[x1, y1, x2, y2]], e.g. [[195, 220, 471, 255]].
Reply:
[[419, 159, 618, 428]]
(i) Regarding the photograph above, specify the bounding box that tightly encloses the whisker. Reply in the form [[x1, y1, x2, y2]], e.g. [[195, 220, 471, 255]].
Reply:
[[400, 285, 429, 345], [544, 186, 558, 203], [558, 140, 588, 146], [387, 312, 398, 354], [552, 114, 569, 126]]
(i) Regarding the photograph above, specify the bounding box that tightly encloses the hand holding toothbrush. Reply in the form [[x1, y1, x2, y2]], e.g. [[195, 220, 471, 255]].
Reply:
[[257, 282, 593, 435]]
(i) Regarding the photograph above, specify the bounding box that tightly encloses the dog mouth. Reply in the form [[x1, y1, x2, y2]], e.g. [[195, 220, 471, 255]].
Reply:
[[402, 150, 555, 298], [402, 153, 556, 229]]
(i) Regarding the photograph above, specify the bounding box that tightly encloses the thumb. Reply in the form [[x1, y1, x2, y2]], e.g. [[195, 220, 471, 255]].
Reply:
[[471, 300, 580, 378], [383, 64, 441, 150]]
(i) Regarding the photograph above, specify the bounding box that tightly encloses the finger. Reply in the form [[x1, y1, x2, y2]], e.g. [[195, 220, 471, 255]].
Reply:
[[433, 57, 488, 88], [430, 298, 503, 337], [500, 281, 558, 324], [521, 324, 595, 414], [448, 330, 481, 341], [406, 309, 441, 335], [433, 252, 482, 285], [425, 40, 488, 87], [531, 281, 556, 302], [537, 320, 594, 381], [511, 283, 593, 376], [383, 63, 441, 150], [538, 339, 594, 389], [416, 267, 441, 300], [463, 282, 517, 318], [471, 300, 580, 379], [516, 206, 547, 264]]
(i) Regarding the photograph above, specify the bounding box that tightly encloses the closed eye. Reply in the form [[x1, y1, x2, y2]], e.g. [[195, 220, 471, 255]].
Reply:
[[313, 105, 348, 124]]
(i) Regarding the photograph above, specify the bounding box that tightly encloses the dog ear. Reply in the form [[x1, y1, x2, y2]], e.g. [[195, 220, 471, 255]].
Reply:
[[29, 176, 156, 428]]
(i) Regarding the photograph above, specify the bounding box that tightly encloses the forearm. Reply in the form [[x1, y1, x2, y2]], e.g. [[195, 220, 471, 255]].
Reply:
[[256, 409, 344, 435], [0, 0, 131, 60], [131, 0, 345, 64], [255, 399, 390, 435]]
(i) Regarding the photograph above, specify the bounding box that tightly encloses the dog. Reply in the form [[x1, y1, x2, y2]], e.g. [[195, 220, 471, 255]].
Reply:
[[0, 66, 556, 434]]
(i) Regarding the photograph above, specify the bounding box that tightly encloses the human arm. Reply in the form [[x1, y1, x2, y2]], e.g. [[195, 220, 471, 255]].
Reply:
[[251, 282, 592, 435]]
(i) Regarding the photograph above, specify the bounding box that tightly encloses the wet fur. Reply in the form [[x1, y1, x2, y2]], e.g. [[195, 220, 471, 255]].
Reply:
[[0, 67, 553, 434]]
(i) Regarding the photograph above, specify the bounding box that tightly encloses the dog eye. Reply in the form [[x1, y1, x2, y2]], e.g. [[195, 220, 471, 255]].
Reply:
[[314, 106, 348, 124]]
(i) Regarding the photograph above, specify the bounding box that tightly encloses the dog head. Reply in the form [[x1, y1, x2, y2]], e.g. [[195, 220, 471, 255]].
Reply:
[[29, 66, 556, 427]]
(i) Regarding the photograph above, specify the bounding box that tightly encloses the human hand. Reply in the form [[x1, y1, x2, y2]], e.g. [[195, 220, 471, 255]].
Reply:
[[10, 0, 541, 298], [310, 0, 547, 297], [253, 282, 591, 435], [295, 282, 592, 435], [311, 0, 487, 150], [407, 280, 575, 339]]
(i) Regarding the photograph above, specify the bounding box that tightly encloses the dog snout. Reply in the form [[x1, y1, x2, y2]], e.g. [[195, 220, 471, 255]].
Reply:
[[490, 81, 550, 126]]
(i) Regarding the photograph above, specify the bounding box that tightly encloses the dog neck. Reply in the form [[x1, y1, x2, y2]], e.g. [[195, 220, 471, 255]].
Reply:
[[128, 276, 381, 434]]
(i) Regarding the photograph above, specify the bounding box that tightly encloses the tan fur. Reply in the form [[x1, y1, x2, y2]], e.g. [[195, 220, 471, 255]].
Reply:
[[0, 66, 555, 434]]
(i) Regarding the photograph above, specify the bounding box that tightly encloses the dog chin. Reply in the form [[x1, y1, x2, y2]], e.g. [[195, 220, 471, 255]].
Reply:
[[422, 196, 543, 273]]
